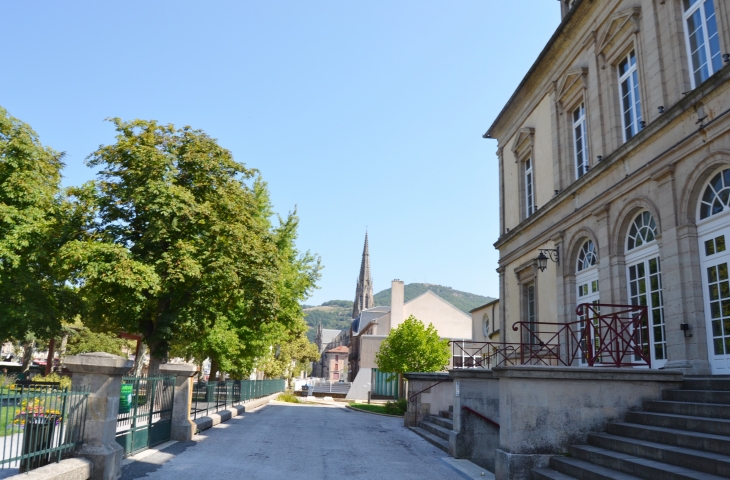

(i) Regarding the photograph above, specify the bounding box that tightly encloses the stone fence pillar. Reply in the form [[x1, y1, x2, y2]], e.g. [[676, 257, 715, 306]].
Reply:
[[159, 363, 199, 441], [65, 352, 133, 480]]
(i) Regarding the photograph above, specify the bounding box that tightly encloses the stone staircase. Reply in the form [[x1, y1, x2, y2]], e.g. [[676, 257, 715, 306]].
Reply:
[[532, 376, 730, 479], [409, 406, 453, 452]]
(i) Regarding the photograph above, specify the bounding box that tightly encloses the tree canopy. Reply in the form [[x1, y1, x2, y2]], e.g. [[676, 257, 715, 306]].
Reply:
[[375, 315, 451, 375]]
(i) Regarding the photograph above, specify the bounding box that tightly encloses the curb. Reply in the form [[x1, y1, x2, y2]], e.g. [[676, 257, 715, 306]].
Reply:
[[345, 405, 404, 418], [193, 392, 279, 432]]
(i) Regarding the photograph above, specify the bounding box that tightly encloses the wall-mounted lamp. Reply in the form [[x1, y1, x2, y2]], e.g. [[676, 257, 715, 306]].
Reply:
[[597, 155, 603, 162], [680, 322, 693, 338], [724, 53, 730, 63], [537, 247, 559, 272], [658, 106, 665, 114]]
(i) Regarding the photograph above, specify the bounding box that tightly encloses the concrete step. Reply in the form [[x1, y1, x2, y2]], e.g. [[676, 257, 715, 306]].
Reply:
[[440, 409, 453, 420], [429, 415, 453, 430], [663, 389, 730, 404], [606, 422, 730, 456], [419, 420, 451, 441], [588, 432, 730, 476], [571, 443, 728, 479], [408, 426, 449, 452], [548, 456, 643, 480], [625, 410, 730, 437], [682, 377, 730, 392], [643, 400, 730, 419], [531, 467, 578, 480]]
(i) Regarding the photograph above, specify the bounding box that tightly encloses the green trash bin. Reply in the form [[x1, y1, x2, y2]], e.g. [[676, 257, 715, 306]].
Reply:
[[19, 416, 57, 472], [119, 384, 133, 414]]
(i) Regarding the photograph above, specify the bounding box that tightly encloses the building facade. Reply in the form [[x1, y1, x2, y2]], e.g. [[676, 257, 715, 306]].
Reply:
[[487, 0, 730, 375], [321, 345, 349, 382]]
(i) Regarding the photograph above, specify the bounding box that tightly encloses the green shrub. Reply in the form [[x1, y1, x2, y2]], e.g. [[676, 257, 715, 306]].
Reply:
[[277, 391, 300, 403], [32, 373, 72, 390], [384, 398, 407, 415]]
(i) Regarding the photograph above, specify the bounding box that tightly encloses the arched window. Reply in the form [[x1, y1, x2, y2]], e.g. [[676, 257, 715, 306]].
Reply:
[[627, 211, 657, 250], [482, 313, 490, 337], [625, 210, 666, 367], [699, 168, 730, 220], [576, 240, 598, 272]]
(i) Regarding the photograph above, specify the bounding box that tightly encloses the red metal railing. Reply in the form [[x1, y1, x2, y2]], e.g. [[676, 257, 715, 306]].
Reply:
[[452, 303, 651, 369]]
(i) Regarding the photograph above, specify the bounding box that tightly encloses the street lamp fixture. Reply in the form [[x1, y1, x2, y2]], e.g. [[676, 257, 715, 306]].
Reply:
[[537, 247, 559, 272]]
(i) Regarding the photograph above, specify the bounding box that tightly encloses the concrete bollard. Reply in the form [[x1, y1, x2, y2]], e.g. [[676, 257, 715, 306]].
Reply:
[[64, 352, 133, 480], [159, 363, 199, 442]]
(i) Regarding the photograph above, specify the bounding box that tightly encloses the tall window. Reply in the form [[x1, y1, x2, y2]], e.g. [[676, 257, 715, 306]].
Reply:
[[523, 282, 537, 345], [625, 211, 667, 366], [577, 239, 597, 272], [525, 158, 535, 218], [699, 169, 730, 219], [619, 51, 643, 142], [684, 0, 722, 88], [573, 103, 589, 179]]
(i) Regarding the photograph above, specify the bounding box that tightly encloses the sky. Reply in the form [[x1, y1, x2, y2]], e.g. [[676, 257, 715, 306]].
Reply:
[[0, 1, 559, 306]]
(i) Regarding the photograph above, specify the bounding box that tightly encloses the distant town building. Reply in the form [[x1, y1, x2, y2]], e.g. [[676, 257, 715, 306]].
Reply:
[[321, 345, 349, 381], [352, 233, 374, 319]]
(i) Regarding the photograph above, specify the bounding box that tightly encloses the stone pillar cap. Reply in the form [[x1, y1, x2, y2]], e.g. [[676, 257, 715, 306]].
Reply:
[[65, 352, 133, 376], [160, 363, 199, 377]]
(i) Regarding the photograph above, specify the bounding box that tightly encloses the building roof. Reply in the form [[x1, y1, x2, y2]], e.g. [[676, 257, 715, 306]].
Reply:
[[326, 346, 349, 354], [469, 298, 499, 313], [484, 0, 585, 138], [321, 329, 341, 345]]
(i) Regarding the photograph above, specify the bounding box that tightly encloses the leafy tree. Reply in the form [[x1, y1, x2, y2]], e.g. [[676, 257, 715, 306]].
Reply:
[[375, 315, 450, 375], [0, 107, 78, 370], [65, 327, 127, 356], [61, 119, 282, 372], [258, 334, 320, 381]]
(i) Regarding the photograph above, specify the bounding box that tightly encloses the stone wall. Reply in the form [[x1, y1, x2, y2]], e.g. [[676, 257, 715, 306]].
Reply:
[[403, 373, 452, 427]]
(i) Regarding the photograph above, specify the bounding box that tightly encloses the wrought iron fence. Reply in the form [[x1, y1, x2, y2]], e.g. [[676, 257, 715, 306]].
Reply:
[[452, 303, 651, 369], [0, 384, 89, 473], [116, 375, 175, 457], [190, 379, 285, 420]]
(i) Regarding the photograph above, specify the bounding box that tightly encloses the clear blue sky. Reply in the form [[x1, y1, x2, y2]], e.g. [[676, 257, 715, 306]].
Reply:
[[0, 1, 559, 305]]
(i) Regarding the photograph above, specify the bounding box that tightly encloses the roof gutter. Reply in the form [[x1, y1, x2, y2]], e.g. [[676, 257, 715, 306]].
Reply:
[[483, 0, 585, 139]]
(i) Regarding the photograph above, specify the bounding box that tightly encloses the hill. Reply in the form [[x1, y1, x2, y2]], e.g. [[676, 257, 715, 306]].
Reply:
[[303, 284, 495, 341], [373, 283, 494, 313]]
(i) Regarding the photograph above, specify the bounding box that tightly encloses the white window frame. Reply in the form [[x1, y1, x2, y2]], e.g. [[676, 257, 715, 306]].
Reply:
[[525, 157, 535, 218], [683, 0, 722, 89], [618, 50, 643, 142], [573, 103, 589, 179]]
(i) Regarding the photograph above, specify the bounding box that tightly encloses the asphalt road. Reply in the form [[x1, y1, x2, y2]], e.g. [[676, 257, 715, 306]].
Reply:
[[121, 401, 465, 480]]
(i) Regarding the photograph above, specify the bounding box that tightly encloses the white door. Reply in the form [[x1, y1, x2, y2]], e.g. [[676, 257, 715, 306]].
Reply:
[[576, 271, 599, 365], [698, 226, 730, 374]]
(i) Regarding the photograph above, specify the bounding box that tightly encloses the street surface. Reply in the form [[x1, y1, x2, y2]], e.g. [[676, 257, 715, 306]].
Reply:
[[121, 401, 466, 480]]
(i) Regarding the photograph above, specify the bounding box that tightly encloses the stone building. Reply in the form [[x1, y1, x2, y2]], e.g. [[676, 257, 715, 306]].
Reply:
[[321, 345, 349, 382], [352, 233, 374, 319], [487, 0, 730, 376]]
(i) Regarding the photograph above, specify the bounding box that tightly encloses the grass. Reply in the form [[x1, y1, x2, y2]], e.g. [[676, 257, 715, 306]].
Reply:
[[276, 391, 300, 404], [0, 406, 18, 436], [348, 403, 404, 416]]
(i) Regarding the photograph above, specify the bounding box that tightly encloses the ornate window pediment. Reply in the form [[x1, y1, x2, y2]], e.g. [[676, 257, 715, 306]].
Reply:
[[556, 67, 589, 110], [511, 127, 535, 160], [597, 7, 641, 58]]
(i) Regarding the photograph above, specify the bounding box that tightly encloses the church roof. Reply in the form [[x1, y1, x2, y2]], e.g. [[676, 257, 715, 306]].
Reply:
[[321, 329, 341, 345], [326, 345, 349, 354], [352, 233, 374, 319]]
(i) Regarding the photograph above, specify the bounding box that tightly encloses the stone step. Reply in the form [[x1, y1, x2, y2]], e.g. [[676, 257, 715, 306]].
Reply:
[[573, 442, 728, 479], [682, 377, 730, 392], [531, 467, 579, 480], [408, 426, 449, 452], [419, 419, 451, 441], [643, 400, 730, 419], [440, 409, 453, 420], [588, 432, 730, 477], [625, 410, 730, 437], [606, 422, 730, 456], [663, 389, 730, 404], [548, 456, 643, 480], [429, 415, 453, 430]]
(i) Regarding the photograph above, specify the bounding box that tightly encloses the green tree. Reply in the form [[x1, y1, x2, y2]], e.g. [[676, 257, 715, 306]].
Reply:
[[65, 327, 127, 356], [0, 107, 78, 371], [60, 118, 282, 372], [258, 334, 320, 381], [375, 315, 450, 375]]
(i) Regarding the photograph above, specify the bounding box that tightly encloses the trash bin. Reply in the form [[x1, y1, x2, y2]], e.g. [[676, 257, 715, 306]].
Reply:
[[19, 416, 57, 472]]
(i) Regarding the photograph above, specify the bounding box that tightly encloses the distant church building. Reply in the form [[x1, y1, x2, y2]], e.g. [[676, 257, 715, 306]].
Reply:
[[352, 233, 374, 319]]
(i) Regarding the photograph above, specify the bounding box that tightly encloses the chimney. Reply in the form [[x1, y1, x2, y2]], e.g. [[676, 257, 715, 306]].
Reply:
[[390, 279, 405, 328]]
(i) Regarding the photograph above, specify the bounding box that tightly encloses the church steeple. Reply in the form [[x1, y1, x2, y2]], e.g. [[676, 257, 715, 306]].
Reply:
[[352, 232, 374, 319]]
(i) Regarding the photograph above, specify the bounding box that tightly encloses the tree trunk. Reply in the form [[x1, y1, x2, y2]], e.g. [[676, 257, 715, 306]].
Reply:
[[21, 341, 35, 376], [209, 359, 219, 383], [147, 354, 165, 376], [133, 343, 147, 376]]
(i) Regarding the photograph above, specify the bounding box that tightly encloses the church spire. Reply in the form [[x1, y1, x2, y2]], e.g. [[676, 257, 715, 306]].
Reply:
[[352, 232, 374, 319]]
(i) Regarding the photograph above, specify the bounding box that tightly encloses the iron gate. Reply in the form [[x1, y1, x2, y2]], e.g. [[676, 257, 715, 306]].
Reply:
[[115, 375, 175, 457]]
